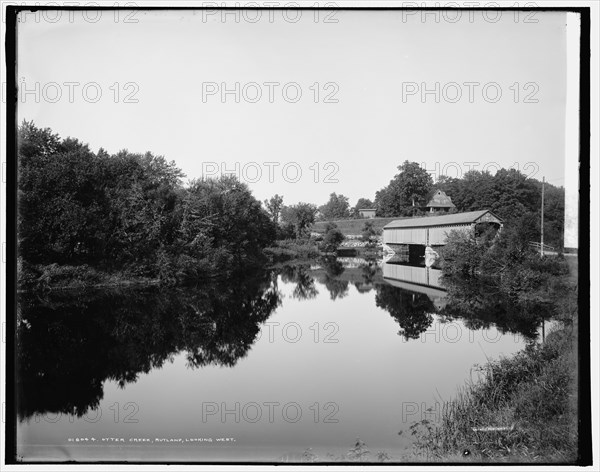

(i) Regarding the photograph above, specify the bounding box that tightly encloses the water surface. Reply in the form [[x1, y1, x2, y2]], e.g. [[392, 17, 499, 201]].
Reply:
[[17, 261, 536, 462]]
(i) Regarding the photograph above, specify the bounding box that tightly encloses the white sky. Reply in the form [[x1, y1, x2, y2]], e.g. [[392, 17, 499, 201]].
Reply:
[[16, 9, 568, 206]]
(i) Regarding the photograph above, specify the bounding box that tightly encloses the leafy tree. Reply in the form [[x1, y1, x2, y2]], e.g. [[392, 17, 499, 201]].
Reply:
[[100, 150, 184, 271], [318, 193, 350, 221], [361, 220, 377, 243], [375, 161, 433, 216], [320, 222, 345, 253], [18, 124, 106, 265], [173, 176, 276, 276], [280, 203, 318, 239], [264, 194, 284, 224], [352, 198, 374, 218], [439, 229, 486, 277]]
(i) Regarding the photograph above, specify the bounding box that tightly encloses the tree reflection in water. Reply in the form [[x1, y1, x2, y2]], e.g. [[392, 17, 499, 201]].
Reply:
[[317, 257, 349, 301], [279, 264, 319, 301], [376, 267, 545, 342], [17, 261, 549, 423], [375, 285, 435, 340], [438, 272, 547, 340], [17, 270, 281, 420]]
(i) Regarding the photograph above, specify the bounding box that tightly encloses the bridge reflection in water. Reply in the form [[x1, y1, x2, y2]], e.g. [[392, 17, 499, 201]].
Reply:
[[382, 259, 447, 311]]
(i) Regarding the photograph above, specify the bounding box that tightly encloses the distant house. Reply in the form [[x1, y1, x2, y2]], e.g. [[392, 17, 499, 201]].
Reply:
[[426, 190, 455, 213], [358, 208, 377, 219]]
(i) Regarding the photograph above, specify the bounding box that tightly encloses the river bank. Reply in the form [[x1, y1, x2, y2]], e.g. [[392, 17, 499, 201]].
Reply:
[[407, 256, 579, 462]]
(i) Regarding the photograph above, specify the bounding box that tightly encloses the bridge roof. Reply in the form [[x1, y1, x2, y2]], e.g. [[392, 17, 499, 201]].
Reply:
[[383, 210, 502, 229]]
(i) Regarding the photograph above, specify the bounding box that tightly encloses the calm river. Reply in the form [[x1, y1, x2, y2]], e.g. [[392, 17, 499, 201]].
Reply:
[[16, 259, 537, 462]]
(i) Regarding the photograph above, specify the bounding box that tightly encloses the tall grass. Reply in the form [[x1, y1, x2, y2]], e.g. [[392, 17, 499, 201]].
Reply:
[[410, 326, 578, 462]]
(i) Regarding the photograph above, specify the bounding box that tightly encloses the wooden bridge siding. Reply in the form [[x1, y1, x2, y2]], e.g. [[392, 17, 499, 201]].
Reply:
[[384, 227, 427, 245], [383, 223, 472, 246], [383, 263, 430, 286]]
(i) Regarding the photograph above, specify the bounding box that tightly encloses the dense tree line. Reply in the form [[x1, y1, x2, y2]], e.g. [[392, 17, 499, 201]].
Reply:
[[433, 170, 564, 248], [18, 122, 276, 286], [308, 161, 564, 248], [18, 120, 567, 288], [370, 162, 564, 248]]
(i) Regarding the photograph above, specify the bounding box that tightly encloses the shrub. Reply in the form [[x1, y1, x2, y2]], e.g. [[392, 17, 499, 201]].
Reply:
[[320, 223, 345, 253]]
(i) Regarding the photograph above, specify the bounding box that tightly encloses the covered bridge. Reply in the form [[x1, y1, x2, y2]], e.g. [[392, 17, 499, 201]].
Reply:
[[383, 210, 503, 247]]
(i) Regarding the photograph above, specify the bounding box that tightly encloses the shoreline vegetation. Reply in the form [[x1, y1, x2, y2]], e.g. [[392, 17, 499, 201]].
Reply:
[[406, 231, 578, 462], [410, 322, 578, 462], [16, 122, 578, 462]]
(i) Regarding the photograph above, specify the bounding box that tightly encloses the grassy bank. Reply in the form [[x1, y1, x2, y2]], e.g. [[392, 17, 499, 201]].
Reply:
[[410, 258, 579, 462], [312, 217, 402, 235], [263, 239, 321, 262], [410, 326, 577, 462]]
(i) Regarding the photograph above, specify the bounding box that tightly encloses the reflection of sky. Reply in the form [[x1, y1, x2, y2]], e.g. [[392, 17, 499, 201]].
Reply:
[[18, 276, 525, 462]]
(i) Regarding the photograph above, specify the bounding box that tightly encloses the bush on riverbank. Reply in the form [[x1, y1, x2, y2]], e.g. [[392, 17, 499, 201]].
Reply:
[[17, 258, 158, 291], [319, 222, 345, 254]]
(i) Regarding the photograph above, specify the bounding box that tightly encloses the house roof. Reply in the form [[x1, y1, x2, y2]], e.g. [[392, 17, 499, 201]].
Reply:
[[358, 208, 377, 211], [427, 190, 455, 208], [383, 210, 502, 229]]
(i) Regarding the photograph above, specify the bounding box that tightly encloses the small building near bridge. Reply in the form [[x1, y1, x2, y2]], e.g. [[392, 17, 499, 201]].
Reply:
[[426, 190, 455, 213], [358, 208, 377, 219]]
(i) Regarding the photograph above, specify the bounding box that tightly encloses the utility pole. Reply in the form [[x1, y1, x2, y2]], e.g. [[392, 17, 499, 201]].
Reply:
[[541, 176, 545, 256]]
